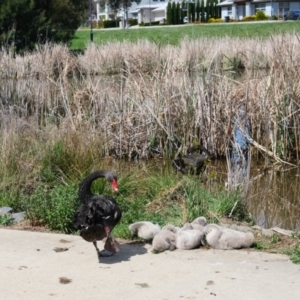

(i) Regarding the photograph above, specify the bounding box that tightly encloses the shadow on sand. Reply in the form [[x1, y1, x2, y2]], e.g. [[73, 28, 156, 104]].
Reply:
[[97, 241, 149, 264]]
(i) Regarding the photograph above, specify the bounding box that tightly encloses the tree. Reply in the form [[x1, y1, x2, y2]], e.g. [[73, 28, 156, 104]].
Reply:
[[167, 2, 172, 25], [176, 2, 181, 25], [0, 0, 89, 52], [190, 2, 195, 22], [200, 0, 205, 22], [171, 1, 176, 25], [107, 0, 141, 27], [181, 1, 187, 21], [196, 0, 200, 21]]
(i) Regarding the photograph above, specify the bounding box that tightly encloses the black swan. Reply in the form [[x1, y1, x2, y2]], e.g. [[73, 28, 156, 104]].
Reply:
[[74, 170, 122, 261], [172, 145, 211, 175]]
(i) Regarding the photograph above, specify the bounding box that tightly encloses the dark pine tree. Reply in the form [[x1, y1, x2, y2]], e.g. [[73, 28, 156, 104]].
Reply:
[[172, 1, 176, 25], [167, 2, 172, 25], [196, 0, 200, 21], [200, 0, 205, 22]]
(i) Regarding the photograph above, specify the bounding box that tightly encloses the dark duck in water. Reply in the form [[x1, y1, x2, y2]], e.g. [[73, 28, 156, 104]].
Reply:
[[74, 170, 122, 262], [172, 145, 211, 175]]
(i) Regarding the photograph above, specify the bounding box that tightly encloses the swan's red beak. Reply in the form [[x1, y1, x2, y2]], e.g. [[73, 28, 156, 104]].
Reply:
[[111, 179, 118, 192]]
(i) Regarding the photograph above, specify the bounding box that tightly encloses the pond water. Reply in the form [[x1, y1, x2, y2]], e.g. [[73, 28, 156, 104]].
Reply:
[[207, 160, 300, 231], [246, 165, 300, 231]]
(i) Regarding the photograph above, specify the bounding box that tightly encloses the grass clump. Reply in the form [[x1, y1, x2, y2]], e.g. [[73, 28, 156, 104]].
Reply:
[[0, 214, 15, 226], [0, 164, 250, 238], [284, 245, 300, 264], [24, 183, 79, 233], [183, 177, 248, 224]]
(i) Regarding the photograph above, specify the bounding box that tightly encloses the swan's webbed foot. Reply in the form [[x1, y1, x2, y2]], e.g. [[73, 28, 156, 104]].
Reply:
[[93, 241, 114, 262], [99, 249, 114, 257]]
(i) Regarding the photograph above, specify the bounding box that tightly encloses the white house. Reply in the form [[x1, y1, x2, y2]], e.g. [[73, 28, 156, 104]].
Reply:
[[217, 0, 300, 20], [136, 2, 169, 24], [94, 0, 169, 22]]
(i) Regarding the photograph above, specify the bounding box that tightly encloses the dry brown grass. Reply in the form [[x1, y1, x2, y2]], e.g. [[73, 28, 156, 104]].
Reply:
[[1, 33, 300, 177]]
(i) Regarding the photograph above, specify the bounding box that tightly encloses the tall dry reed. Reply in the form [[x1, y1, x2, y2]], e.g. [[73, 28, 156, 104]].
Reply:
[[1, 33, 300, 188]]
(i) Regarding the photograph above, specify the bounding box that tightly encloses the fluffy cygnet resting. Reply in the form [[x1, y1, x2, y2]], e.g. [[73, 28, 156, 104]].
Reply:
[[191, 216, 207, 233], [152, 225, 177, 252], [204, 224, 255, 250], [162, 224, 180, 233], [128, 221, 161, 240], [176, 223, 205, 250]]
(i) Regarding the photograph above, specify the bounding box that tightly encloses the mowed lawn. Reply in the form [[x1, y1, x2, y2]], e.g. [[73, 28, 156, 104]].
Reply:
[[71, 21, 300, 50]]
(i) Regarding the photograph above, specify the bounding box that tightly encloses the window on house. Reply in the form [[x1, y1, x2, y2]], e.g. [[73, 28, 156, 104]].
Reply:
[[227, 6, 232, 16], [279, 2, 290, 14], [255, 3, 266, 13]]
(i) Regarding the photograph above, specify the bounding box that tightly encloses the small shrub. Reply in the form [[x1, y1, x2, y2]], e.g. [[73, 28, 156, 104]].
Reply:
[[183, 178, 249, 223], [284, 245, 300, 264], [208, 18, 223, 23], [255, 10, 268, 21], [270, 234, 281, 243], [139, 21, 160, 27], [128, 19, 138, 26], [243, 15, 256, 22], [103, 20, 118, 29], [25, 183, 78, 233], [214, 18, 223, 23], [0, 214, 14, 226], [252, 241, 268, 250]]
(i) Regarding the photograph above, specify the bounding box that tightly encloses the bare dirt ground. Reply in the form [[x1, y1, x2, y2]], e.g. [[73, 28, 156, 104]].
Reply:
[[1, 226, 300, 300]]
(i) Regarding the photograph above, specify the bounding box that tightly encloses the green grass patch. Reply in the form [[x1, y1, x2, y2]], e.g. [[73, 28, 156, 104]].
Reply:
[[71, 22, 300, 50], [24, 183, 79, 233], [284, 245, 300, 264], [0, 214, 14, 226], [0, 165, 249, 238]]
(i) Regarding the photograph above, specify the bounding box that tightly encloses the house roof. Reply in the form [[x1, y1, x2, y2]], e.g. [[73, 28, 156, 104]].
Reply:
[[217, 0, 234, 6], [137, 4, 161, 9], [152, 3, 168, 11], [129, 9, 140, 13]]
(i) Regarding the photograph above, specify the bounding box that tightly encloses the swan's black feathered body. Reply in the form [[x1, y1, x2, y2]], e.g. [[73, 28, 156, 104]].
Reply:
[[74, 195, 122, 242], [74, 170, 121, 259]]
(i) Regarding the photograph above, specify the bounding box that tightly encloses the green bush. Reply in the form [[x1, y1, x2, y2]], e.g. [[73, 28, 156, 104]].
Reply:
[[24, 183, 79, 233], [128, 19, 138, 26], [208, 18, 223, 23], [0, 214, 14, 226], [284, 245, 300, 264], [183, 178, 248, 223], [103, 20, 118, 28], [139, 21, 160, 27], [255, 10, 268, 21], [243, 15, 256, 22]]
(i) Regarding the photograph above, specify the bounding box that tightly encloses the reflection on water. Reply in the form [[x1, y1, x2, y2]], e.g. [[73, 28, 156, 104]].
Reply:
[[246, 166, 300, 231], [207, 160, 300, 231]]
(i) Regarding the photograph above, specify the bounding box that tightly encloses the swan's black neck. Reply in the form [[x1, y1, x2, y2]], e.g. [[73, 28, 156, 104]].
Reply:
[[78, 170, 114, 203]]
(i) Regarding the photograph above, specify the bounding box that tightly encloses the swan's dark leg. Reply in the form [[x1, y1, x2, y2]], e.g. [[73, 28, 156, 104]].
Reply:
[[93, 241, 100, 252], [93, 241, 113, 261], [93, 241, 102, 263]]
